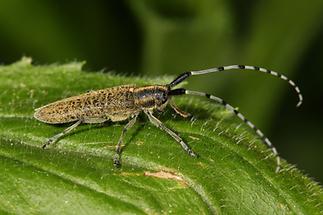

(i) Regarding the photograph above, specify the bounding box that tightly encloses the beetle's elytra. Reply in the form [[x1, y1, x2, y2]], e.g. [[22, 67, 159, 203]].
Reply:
[[34, 85, 169, 124], [34, 65, 303, 172]]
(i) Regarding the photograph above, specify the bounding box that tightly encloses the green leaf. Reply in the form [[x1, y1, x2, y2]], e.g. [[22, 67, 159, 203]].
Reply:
[[0, 58, 322, 214]]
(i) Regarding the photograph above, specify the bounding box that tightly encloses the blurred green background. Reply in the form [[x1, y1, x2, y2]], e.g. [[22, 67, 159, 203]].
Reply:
[[0, 0, 322, 182]]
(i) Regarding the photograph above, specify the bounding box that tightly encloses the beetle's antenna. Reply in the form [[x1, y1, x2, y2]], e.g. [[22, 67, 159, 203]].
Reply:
[[169, 88, 281, 173], [169, 65, 303, 107]]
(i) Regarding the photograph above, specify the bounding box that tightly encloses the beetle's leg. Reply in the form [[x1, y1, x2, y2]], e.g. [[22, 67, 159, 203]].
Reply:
[[113, 115, 138, 168], [170, 102, 191, 118], [42, 119, 83, 149], [145, 111, 197, 157]]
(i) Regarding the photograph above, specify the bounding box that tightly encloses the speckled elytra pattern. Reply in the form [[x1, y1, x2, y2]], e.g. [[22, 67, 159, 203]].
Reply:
[[34, 65, 303, 171], [34, 85, 169, 124]]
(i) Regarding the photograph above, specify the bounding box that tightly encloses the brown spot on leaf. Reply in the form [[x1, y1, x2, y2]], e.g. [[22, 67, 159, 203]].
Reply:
[[144, 171, 187, 186]]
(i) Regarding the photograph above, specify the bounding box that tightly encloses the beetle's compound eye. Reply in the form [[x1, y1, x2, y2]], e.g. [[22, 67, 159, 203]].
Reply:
[[157, 91, 168, 104]]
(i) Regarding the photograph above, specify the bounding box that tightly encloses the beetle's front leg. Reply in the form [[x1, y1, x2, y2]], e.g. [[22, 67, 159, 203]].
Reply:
[[145, 111, 197, 157], [170, 102, 191, 118]]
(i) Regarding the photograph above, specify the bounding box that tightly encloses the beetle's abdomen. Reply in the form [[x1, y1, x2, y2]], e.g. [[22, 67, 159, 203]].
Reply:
[[34, 96, 88, 124], [34, 86, 139, 124]]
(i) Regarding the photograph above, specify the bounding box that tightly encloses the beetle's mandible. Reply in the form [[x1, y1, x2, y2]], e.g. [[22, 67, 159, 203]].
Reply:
[[34, 65, 303, 172]]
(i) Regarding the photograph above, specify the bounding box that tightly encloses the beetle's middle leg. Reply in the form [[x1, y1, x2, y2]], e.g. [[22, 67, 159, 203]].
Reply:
[[113, 115, 138, 167], [145, 111, 197, 157], [42, 119, 83, 149]]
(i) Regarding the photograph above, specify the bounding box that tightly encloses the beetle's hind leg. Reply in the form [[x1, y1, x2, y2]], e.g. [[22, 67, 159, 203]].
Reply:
[[113, 115, 138, 168], [145, 111, 197, 157], [170, 102, 191, 118], [42, 119, 83, 149]]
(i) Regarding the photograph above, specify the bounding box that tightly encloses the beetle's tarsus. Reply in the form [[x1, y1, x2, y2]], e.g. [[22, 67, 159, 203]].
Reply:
[[113, 155, 121, 168], [188, 149, 198, 157], [42, 139, 54, 149]]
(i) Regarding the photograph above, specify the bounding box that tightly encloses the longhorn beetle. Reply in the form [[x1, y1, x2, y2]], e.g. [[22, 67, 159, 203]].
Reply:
[[34, 65, 302, 173]]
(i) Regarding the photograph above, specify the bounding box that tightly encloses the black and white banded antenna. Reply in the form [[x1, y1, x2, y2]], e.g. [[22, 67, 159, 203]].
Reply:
[[169, 65, 303, 107], [168, 65, 303, 173]]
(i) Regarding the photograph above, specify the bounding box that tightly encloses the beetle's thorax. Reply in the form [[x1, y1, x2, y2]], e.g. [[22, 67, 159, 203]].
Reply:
[[134, 85, 169, 111]]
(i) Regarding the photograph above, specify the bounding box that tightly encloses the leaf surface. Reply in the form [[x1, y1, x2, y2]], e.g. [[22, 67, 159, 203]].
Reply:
[[0, 58, 322, 214]]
